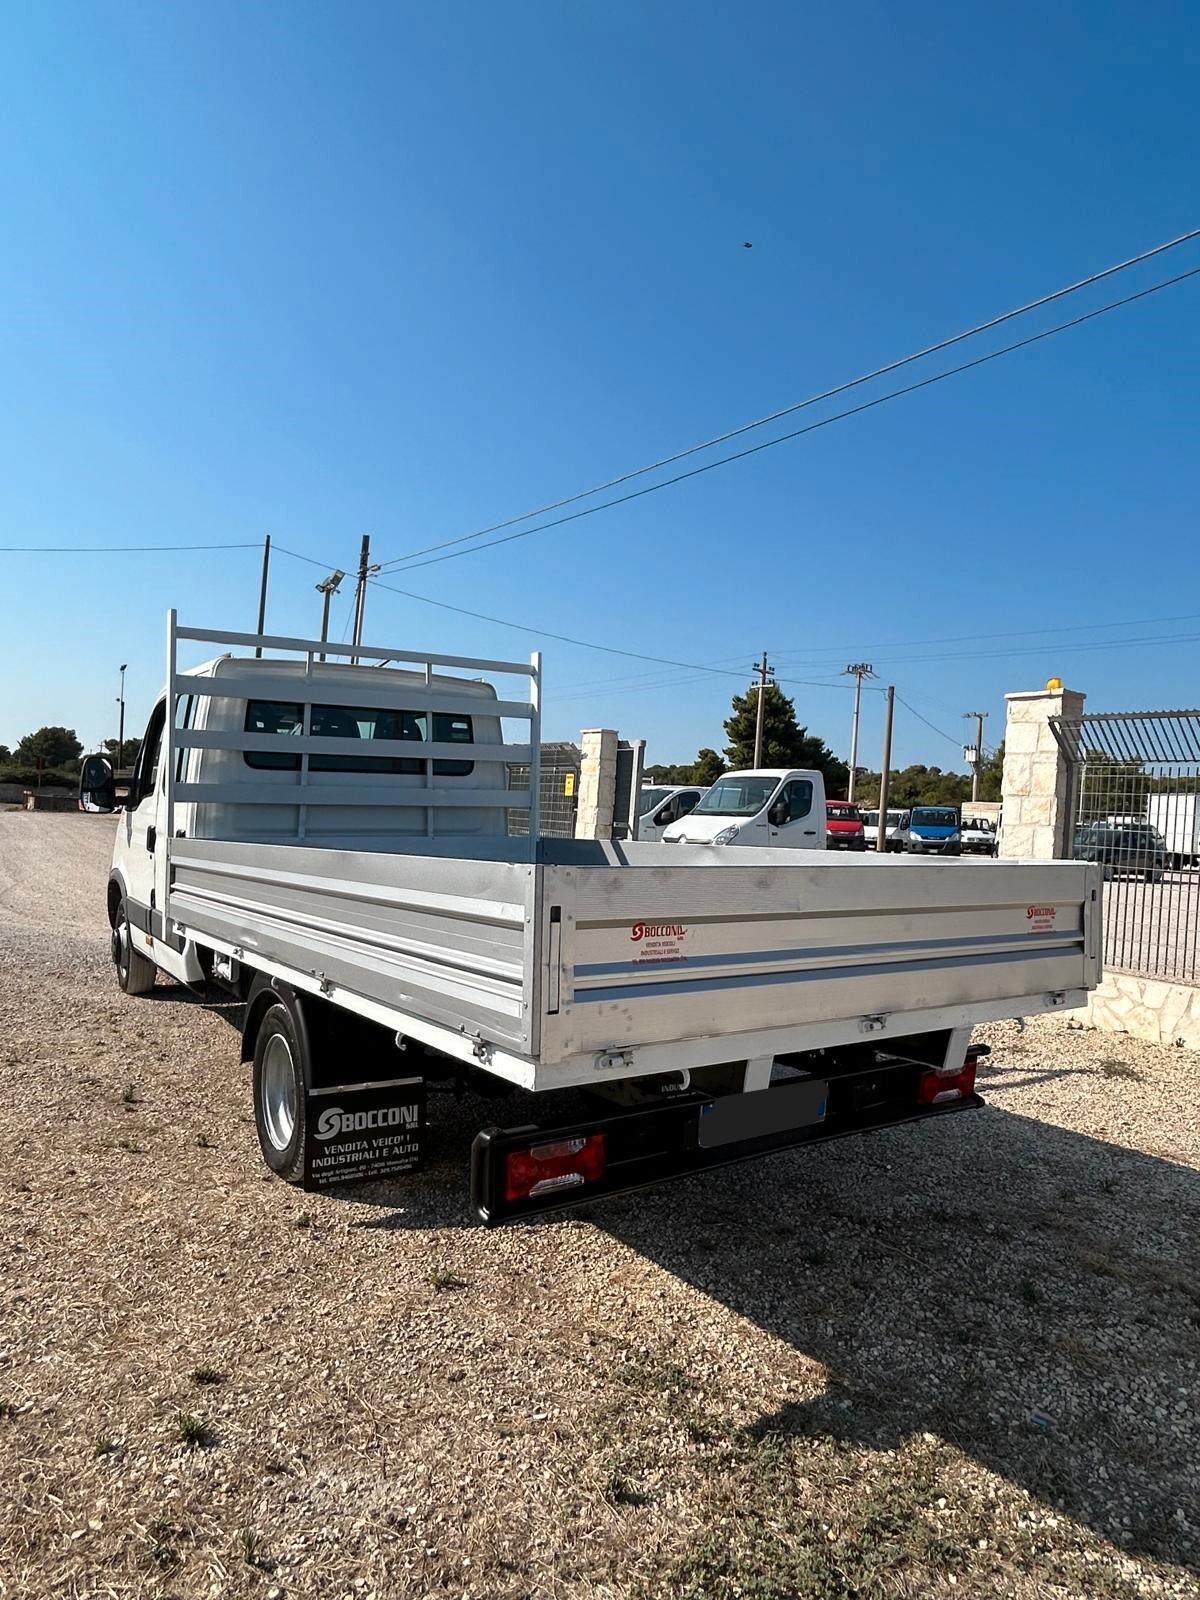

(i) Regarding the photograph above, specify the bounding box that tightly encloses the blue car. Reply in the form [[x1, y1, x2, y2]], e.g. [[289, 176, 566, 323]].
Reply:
[[902, 805, 962, 856]]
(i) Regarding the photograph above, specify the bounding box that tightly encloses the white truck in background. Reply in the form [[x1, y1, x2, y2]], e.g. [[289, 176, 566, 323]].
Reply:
[[79, 615, 1102, 1224], [1146, 793, 1200, 870], [661, 769, 826, 847]]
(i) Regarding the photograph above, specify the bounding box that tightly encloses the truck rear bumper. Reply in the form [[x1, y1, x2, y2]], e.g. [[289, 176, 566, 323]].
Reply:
[[470, 1062, 985, 1225]]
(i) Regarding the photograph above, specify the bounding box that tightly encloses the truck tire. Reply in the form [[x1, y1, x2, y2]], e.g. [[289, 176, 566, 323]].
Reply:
[[113, 897, 157, 996], [252, 1002, 308, 1182]]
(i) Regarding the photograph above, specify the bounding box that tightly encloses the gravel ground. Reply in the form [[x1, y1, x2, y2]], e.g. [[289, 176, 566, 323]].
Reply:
[[1, 811, 1198, 1600]]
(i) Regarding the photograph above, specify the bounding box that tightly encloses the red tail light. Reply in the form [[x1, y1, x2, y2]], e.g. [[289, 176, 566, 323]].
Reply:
[[504, 1133, 607, 1203], [918, 1060, 977, 1106]]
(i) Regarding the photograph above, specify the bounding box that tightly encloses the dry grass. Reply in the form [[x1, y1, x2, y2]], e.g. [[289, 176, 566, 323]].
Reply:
[[0, 814, 1198, 1598]]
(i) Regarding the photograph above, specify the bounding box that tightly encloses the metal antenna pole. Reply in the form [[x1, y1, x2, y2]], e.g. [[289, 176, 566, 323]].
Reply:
[[875, 686, 895, 852], [254, 534, 271, 657], [844, 663, 875, 801], [752, 651, 774, 768]]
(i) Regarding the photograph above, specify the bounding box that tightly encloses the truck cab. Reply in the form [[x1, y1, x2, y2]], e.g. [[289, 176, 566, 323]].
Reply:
[[901, 805, 962, 856], [89, 653, 507, 991], [661, 768, 827, 848]]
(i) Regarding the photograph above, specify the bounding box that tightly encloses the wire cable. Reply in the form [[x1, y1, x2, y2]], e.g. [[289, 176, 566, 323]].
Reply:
[[375, 227, 1200, 572], [0, 541, 262, 553], [378, 264, 1200, 575], [894, 694, 964, 750], [368, 574, 853, 689]]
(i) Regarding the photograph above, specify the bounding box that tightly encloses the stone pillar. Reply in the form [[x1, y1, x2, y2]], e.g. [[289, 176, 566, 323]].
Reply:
[[998, 685, 1085, 859], [575, 729, 618, 839]]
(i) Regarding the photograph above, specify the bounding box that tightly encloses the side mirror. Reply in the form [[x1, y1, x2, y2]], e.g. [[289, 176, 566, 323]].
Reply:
[[654, 806, 674, 826], [79, 754, 117, 814], [768, 801, 788, 827]]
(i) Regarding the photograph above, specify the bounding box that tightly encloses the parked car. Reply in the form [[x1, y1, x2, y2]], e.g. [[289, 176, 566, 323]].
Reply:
[[826, 800, 867, 851], [860, 808, 909, 852], [1075, 821, 1167, 882], [901, 806, 962, 856], [636, 784, 706, 843], [960, 816, 997, 857]]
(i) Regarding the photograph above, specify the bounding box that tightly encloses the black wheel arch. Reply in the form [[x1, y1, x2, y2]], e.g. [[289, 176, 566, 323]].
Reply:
[[241, 974, 313, 1077], [107, 872, 126, 929]]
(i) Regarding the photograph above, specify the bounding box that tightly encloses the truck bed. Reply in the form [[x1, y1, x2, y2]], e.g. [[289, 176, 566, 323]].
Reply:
[[167, 836, 1101, 1089]]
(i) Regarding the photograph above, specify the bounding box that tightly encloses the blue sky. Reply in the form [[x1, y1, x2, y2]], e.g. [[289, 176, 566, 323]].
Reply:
[[1, 1, 1197, 773]]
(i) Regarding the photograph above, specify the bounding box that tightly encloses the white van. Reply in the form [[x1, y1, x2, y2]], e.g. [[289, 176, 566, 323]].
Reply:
[[636, 783, 707, 842], [661, 768, 827, 848], [860, 808, 910, 853]]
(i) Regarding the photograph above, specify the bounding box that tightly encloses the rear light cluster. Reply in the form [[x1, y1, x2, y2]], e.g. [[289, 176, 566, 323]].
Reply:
[[504, 1133, 606, 1204], [918, 1059, 978, 1106]]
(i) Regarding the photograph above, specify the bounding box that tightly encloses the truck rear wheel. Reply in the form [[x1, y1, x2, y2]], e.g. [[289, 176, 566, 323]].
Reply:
[[113, 897, 157, 996], [252, 1003, 307, 1182]]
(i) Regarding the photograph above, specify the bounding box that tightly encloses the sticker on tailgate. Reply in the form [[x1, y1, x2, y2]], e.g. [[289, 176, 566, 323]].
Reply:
[[629, 921, 689, 964], [1027, 904, 1057, 932]]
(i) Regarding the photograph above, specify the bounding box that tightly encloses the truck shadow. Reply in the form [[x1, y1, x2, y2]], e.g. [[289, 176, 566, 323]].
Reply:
[[594, 1102, 1200, 1574]]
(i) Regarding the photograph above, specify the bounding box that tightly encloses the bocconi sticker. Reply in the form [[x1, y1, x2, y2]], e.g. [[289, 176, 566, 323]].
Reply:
[[315, 1104, 420, 1140]]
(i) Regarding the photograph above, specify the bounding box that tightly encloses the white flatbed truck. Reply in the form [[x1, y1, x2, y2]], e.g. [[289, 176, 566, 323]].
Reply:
[[80, 616, 1103, 1224]]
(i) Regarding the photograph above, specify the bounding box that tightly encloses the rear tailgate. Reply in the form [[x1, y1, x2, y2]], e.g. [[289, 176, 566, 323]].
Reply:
[[536, 849, 1100, 1067]]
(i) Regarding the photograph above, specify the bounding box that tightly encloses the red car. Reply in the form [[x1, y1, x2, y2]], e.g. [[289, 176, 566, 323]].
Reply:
[[826, 800, 868, 851]]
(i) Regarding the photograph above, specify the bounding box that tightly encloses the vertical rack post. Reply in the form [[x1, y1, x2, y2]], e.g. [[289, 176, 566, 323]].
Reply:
[[163, 608, 178, 931], [528, 651, 542, 862]]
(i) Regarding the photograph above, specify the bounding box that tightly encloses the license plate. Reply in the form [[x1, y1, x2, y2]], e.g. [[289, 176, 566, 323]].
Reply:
[[697, 1080, 828, 1149]]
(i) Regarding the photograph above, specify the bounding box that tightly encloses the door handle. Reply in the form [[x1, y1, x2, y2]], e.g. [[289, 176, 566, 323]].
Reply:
[[802, 829, 817, 836], [146, 826, 157, 852]]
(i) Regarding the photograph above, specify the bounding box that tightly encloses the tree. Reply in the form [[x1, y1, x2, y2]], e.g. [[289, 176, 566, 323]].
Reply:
[[723, 682, 849, 794], [692, 748, 727, 787], [0, 745, 10, 764], [103, 737, 142, 768], [643, 762, 693, 786], [978, 741, 1004, 802], [15, 726, 83, 768]]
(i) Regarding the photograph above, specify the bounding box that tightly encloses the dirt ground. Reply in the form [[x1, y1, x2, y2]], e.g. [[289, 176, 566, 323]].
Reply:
[[1, 811, 1198, 1600]]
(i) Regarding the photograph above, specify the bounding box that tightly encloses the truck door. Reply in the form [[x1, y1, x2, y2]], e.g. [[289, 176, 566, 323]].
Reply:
[[119, 698, 167, 916], [767, 778, 821, 848]]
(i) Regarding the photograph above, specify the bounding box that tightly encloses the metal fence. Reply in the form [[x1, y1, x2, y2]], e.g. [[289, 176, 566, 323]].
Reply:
[[1050, 709, 1200, 981], [508, 742, 581, 838]]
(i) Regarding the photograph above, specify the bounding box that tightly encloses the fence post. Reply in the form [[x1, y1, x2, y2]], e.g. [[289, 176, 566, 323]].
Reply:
[[999, 684, 1085, 859], [576, 729, 619, 839]]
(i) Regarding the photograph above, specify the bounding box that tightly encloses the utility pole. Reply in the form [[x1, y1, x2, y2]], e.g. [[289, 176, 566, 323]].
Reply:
[[875, 685, 895, 852], [350, 535, 381, 665], [751, 651, 775, 768], [964, 711, 989, 803], [254, 534, 271, 657], [844, 662, 876, 802], [116, 663, 127, 767], [315, 569, 346, 662]]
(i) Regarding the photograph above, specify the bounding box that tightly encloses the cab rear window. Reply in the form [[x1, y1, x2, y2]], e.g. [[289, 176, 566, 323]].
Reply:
[[243, 701, 474, 776]]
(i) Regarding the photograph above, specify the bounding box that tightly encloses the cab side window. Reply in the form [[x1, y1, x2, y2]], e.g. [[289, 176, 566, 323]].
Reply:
[[132, 701, 167, 804], [781, 779, 813, 821], [677, 790, 701, 818]]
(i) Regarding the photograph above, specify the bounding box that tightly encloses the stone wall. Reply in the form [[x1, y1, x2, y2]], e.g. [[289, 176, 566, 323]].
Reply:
[[575, 729, 618, 840], [1070, 971, 1200, 1050], [998, 686, 1083, 859]]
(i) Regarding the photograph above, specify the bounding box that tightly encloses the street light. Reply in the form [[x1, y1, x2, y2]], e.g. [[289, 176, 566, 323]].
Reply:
[[117, 663, 128, 767], [315, 571, 346, 661]]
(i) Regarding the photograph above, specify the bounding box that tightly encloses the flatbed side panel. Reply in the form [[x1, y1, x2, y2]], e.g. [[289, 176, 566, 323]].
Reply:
[[169, 838, 536, 1051], [538, 857, 1100, 1063]]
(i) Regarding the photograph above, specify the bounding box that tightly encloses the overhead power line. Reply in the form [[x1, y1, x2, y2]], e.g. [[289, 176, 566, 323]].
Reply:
[[0, 541, 261, 553], [894, 694, 964, 750], [375, 227, 1200, 573], [368, 574, 853, 690], [375, 263, 1200, 576]]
